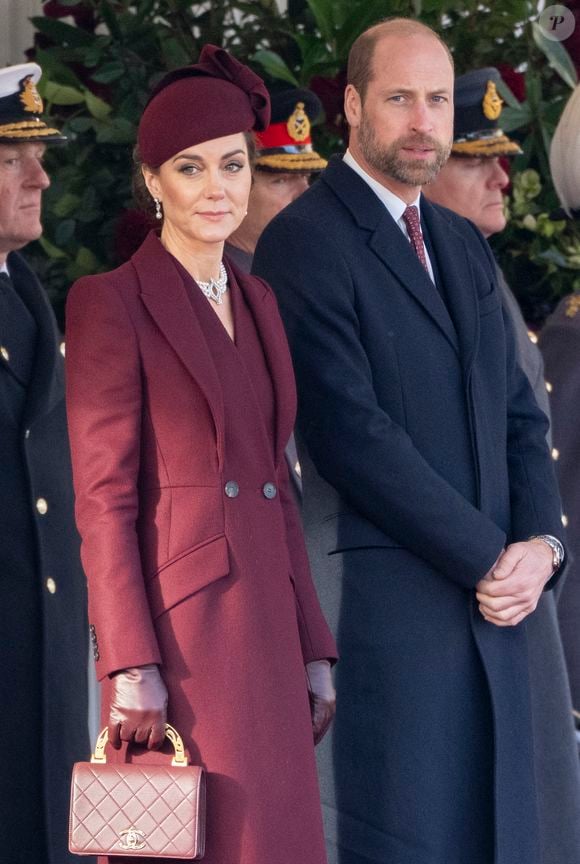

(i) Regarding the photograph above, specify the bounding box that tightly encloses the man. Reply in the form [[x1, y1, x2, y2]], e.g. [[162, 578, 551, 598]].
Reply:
[[423, 68, 580, 864], [425, 67, 552, 418], [254, 19, 567, 864], [0, 63, 91, 863], [226, 86, 327, 272]]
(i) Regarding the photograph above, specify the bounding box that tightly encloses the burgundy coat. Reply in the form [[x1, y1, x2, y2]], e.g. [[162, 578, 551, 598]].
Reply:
[[65, 231, 337, 864]]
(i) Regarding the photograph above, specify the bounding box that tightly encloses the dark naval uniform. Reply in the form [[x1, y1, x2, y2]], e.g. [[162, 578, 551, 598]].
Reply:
[[0, 251, 90, 863], [540, 293, 580, 738]]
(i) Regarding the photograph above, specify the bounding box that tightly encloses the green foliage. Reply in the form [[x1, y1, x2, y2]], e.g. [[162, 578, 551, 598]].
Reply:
[[491, 170, 580, 325], [25, 0, 580, 322]]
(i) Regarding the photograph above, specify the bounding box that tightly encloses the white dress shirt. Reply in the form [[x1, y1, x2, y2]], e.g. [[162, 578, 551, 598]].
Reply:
[[342, 149, 435, 283]]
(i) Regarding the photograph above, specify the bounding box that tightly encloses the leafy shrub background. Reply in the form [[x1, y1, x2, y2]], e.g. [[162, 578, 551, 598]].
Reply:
[[25, 0, 580, 325]]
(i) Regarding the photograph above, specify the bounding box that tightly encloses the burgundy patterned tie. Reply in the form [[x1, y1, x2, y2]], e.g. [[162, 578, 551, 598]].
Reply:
[[402, 205, 428, 272]]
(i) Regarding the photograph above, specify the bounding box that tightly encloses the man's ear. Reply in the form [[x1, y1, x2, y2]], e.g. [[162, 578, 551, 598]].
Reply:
[[344, 84, 362, 129]]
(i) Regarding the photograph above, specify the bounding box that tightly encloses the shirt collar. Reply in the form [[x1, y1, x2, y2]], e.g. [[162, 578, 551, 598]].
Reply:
[[343, 149, 422, 224]]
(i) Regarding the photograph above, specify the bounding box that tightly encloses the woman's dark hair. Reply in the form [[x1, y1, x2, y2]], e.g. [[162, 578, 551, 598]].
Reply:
[[132, 131, 257, 219]]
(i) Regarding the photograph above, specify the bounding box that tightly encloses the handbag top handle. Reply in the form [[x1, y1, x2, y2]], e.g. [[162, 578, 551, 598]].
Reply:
[[91, 723, 189, 768]]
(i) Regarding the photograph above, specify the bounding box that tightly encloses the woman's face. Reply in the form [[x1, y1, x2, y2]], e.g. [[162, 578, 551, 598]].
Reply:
[[143, 132, 252, 248]]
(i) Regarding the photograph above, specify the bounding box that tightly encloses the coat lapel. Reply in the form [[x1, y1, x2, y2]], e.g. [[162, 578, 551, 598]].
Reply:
[[230, 262, 297, 468], [421, 200, 480, 375], [8, 253, 64, 427], [322, 158, 460, 354], [133, 232, 225, 456]]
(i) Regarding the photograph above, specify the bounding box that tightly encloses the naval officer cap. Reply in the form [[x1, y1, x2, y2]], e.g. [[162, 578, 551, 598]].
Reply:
[[0, 62, 66, 144], [452, 67, 522, 158]]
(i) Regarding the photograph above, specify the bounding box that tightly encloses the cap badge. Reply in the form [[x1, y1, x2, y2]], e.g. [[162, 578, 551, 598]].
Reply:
[[287, 101, 310, 143], [483, 81, 503, 121], [20, 75, 43, 115]]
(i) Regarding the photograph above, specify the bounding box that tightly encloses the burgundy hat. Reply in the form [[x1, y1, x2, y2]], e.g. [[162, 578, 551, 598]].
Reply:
[[138, 45, 270, 168]]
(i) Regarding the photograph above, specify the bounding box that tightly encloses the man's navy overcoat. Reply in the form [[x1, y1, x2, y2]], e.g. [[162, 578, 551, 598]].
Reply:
[[0, 252, 90, 863], [254, 157, 566, 864]]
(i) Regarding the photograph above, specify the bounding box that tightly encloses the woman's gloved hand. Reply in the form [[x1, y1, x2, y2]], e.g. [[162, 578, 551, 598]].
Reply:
[[108, 664, 168, 749], [306, 659, 336, 745]]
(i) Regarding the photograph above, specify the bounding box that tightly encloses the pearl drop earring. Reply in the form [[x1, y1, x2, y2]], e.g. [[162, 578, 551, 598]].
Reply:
[[154, 198, 163, 220]]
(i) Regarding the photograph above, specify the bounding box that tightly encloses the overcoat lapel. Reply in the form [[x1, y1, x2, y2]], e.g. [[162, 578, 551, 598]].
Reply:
[[132, 232, 226, 459], [421, 199, 480, 375], [230, 262, 297, 467], [8, 252, 63, 427], [322, 158, 462, 354]]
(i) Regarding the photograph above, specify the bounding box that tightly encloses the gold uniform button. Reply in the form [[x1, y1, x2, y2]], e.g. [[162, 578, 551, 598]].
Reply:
[[46, 578, 57, 594], [1, 346, 9, 362], [36, 497, 48, 515], [552, 448, 560, 461], [562, 513, 569, 528], [545, 381, 553, 393]]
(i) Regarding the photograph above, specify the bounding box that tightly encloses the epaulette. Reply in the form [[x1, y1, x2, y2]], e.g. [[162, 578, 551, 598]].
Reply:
[[564, 295, 580, 318]]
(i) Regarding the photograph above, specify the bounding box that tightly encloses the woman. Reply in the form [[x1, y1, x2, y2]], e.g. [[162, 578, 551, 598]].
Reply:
[[65, 45, 337, 864]]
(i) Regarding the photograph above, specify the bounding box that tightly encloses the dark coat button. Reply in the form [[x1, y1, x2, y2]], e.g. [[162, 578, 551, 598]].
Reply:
[[225, 481, 240, 498], [262, 482, 277, 499]]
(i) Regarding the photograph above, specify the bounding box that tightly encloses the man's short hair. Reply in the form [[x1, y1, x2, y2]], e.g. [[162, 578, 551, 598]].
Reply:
[[347, 18, 454, 105]]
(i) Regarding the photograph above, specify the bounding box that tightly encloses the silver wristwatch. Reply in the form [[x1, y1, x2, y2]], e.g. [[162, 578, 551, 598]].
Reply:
[[529, 534, 565, 572]]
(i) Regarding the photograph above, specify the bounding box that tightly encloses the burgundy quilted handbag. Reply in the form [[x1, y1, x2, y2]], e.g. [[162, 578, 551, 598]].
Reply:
[[69, 724, 206, 858]]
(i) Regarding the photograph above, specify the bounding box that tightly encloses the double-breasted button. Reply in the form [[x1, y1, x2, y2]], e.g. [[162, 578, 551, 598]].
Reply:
[[46, 577, 57, 594], [224, 481, 239, 498], [262, 482, 277, 499], [24, 428, 30, 440], [59, 341, 66, 357], [36, 497, 48, 515], [562, 513, 569, 528], [551, 448, 560, 461], [1, 346, 9, 362], [545, 380, 553, 393]]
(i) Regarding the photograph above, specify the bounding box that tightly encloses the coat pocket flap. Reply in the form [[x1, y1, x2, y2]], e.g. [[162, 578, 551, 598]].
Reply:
[[148, 534, 229, 619], [325, 511, 402, 554]]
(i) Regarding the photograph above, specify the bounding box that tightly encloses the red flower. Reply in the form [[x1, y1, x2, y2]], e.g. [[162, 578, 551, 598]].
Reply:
[[562, 9, 580, 74], [43, 1, 96, 31], [496, 63, 526, 103], [310, 70, 348, 139]]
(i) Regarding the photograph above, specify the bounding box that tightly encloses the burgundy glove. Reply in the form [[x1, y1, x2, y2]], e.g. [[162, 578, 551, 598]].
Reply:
[[306, 659, 336, 746], [108, 664, 168, 749]]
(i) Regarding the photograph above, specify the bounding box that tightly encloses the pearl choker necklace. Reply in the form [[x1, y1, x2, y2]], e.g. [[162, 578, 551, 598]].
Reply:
[[196, 263, 228, 304]]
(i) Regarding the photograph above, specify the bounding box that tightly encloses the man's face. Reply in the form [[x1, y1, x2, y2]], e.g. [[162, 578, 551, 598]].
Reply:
[[245, 171, 310, 240], [345, 33, 454, 201], [0, 142, 50, 259], [424, 155, 509, 237]]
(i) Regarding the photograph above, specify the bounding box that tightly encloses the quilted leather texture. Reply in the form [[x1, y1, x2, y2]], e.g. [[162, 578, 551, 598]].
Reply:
[[69, 762, 205, 859]]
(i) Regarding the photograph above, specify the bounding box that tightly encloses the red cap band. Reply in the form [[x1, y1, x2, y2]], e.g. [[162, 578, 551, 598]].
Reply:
[[256, 120, 312, 150]]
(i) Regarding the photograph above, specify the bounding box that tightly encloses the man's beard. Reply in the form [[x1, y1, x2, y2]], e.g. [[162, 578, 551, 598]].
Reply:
[[358, 113, 451, 187]]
